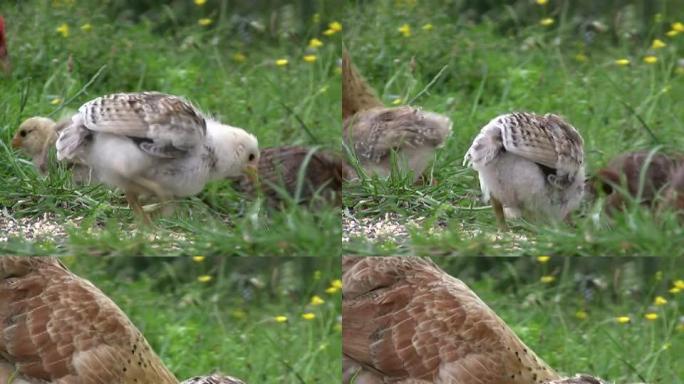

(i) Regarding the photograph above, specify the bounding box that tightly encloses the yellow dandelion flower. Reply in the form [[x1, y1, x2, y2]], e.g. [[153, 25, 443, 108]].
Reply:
[[310, 295, 325, 306], [80, 23, 92, 32], [192, 256, 205, 262], [575, 310, 588, 320], [194, 0, 206, 6], [232, 52, 246, 63], [197, 275, 212, 283], [274, 315, 288, 323], [644, 313, 658, 321], [654, 296, 667, 306], [536, 0, 548, 5], [643, 55, 658, 64], [302, 312, 316, 320], [275, 58, 289, 66], [56, 23, 70, 38], [670, 286, 681, 294], [666, 29, 679, 37], [329, 21, 342, 33], [51, 98, 63, 105], [198, 18, 212, 26], [651, 39, 666, 49], [615, 316, 631, 324], [575, 53, 588, 62], [672, 22, 684, 32], [540, 275, 555, 284], [614, 58, 631, 66], [325, 286, 339, 294], [392, 98, 403, 105], [422, 23, 433, 31], [309, 38, 323, 48], [303, 54, 317, 63], [331, 279, 342, 289], [398, 23, 411, 37], [539, 18, 554, 27], [674, 279, 684, 289], [322, 29, 336, 36], [537, 256, 550, 263]]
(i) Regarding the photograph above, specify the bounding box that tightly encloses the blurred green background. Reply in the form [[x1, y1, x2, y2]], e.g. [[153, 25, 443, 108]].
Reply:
[[64, 255, 341, 383], [432, 256, 683, 382]]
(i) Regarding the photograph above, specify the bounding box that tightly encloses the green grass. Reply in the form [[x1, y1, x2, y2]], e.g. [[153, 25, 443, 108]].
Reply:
[[342, 0, 684, 256], [429, 256, 683, 382], [0, 1, 341, 256], [63, 256, 341, 383]]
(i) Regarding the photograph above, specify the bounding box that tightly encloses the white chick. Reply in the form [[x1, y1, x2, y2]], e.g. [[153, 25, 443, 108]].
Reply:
[[56, 92, 260, 222], [464, 112, 585, 229]]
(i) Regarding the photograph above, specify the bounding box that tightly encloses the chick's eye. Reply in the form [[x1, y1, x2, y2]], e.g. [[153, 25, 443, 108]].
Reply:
[[248, 153, 256, 161], [19, 130, 26, 137]]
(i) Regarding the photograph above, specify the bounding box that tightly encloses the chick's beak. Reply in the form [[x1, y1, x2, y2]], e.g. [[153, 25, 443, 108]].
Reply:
[[11, 135, 21, 149], [243, 163, 259, 185]]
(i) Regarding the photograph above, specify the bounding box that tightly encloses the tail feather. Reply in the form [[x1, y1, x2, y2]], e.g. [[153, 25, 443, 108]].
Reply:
[[342, 48, 384, 120]]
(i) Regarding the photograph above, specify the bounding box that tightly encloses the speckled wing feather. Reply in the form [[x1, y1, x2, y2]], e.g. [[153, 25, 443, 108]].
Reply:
[[0, 257, 178, 384], [344, 106, 452, 163], [501, 113, 583, 177], [466, 113, 583, 181], [180, 374, 246, 384], [342, 256, 561, 384], [58, 92, 206, 160]]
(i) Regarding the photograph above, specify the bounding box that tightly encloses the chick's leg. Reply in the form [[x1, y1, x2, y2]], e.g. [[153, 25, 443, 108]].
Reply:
[[133, 177, 175, 217], [125, 192, 151, 225], [490, 196, 508, 231]]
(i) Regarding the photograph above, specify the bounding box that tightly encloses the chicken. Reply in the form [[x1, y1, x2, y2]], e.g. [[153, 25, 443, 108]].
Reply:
[[464, 112, 585, 230], [11, 116, 95, 183], [0, 15, 10, 75], [55, 92, 260, 223], [236, 145, 349, 207], [0, 256, 246, 384], [342, 49, 452, 182], [12, 117, 59, 175], [342, 256, 607, 384], [661, 164, 684, 218], [587, 151, 683, 214]]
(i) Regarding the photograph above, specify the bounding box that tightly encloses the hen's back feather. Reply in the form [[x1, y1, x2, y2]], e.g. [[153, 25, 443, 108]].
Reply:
[[342, 256, 561, 384], [0, 257, 178, 384]]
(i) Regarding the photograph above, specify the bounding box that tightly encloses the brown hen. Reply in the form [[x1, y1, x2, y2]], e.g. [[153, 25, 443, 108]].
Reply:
[[0, 257, 245, 384], [342, 256, 607, 384]]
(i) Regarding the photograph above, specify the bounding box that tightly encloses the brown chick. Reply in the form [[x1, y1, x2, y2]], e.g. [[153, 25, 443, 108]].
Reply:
[[660, 164, 684, 217], [0, 16, 10, 75], [342, 256, 608, 384], [0, 256, 246, 384], [342, 49, 452, 182], [237, 146, 350, 207], [588, 151, 683, 214]]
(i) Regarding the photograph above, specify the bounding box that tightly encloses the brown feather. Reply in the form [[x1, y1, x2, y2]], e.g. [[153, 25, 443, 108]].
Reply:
[[342, 257, 561, 384]]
